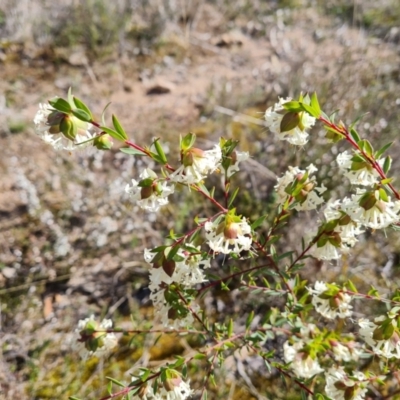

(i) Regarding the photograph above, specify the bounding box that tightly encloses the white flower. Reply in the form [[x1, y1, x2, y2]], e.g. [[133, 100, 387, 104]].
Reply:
[[265, 97, 316, 146], [325, 366, 368, 400], [275, 164, 326, 211], [337, 151, 382, 186], [126, 168, 175, 212], [34, 102, 96, 151], [308, 281, 352, 319], [204, 217, 252, 255], [226, 151, 249, 178], [283, 340, 324, 379], [145, 248, 210, 291], [309, 239, 341, 260], [323, 199, 364, 247], [135, 379, 194, 400], [169, 145, 221, 184], [145, 248, 210, 329], [74, 315, 117, 359], [359, 315, 400, 359], [343, 189, 400, 229], [331, 341, 362, 362]]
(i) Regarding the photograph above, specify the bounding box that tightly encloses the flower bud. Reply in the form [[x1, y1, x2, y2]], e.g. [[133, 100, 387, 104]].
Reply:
[[224, 222, 239, 240], [93, 134, 113, 150], [359, 192, 377, 211], [182, 147, 204, 167], [140, 186, 153, 200], [60, 115, 77, 141], [162, 259, 176, 277], [280, 112, 300, 133]]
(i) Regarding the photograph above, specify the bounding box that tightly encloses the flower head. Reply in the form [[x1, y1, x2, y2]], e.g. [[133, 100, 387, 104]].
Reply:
[[74, 315, 117, 359], [283, 340, 324, 379], [337, 151, 382, 186], [225, 150, 249, 178], [308, 281, 352, 319], [359, 308, 400, 359], [275, 164, 326, 211], [34, 102, 96, 151], [169, 145, 221, 184], [343, 189, 400, 229], [265, 97, 315, 146], [204, 212, 252, 255], [145, 247, 210, 329], [325, 366, 368, 400], [126, 168, 175, 212]]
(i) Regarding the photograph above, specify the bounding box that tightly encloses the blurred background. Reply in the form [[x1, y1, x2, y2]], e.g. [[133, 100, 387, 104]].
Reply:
[[1, 0, 400, 398]]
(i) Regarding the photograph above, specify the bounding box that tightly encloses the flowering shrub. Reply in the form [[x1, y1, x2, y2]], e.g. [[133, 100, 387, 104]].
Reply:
[[34, 90, 400, 399]]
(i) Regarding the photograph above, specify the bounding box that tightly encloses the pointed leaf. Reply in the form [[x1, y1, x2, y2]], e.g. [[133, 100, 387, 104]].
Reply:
[[112, 114, 128, 140], [310, 92, 321, 118], [73, 96, 93, 119], [71, 108, 91, 122], [120, 147, 147, 156], [49, 98, 71, 113], [100, 126, 126, 141]]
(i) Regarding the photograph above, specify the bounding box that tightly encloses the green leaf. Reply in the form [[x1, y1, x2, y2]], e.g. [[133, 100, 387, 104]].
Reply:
[[246, 311, 254, 329], [100, 126, 126, 141], [300, 102, 319, 118], [112, 114, 128, 140], [310, 92, 321, 118], [228, 318, 233, 337], [101, 102, 112, 126], [375, 142, 393, 159], [120, 147, 147, 156], [106, 377, 126, 388], [69, 397, 82, 400], [73, 96, 93, 119], [349, 127, 361, 143], [153, 138, 167, 164], [48, 97, 71, 113], [282, 101, 303, 112], [346, 279, 357, 293], [181, 133, 196, 151], [167, 244, 181, 261], [194, 353, 206, 360], [251, 215, 267, 230], [383, 156, 392, 174], [379, 188, 389, 202], [71, 108, 91, 122], [228, 187, 240, 208], [359, 139, 374, 156]]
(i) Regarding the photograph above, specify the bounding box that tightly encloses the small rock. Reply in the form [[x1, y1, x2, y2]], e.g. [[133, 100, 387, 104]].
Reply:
[[146, 80, 175, 95], [2, 267, 16, 279]]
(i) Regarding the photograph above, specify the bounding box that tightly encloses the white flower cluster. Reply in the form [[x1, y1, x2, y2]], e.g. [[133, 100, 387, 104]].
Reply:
[[343, 189, 400, 230], [226, 150, 249, 178], [145, 248, 210, 329], [34, 103, 95, 151], [330, 340, 362, 362], [126, 168, 175, 212], [283, 324, 323, 379], [308, 281, 353, 319], [204, 217, 252, 255], [337, 151, 382, 186], [359, 308, 400, 359], [325, 366, 368, 400], [264, 97, 316, 146], [275, 164, 326, 211], [169, 145, 222, 184], [136, 380, 193, 400], [74, 315, 117, 359]]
